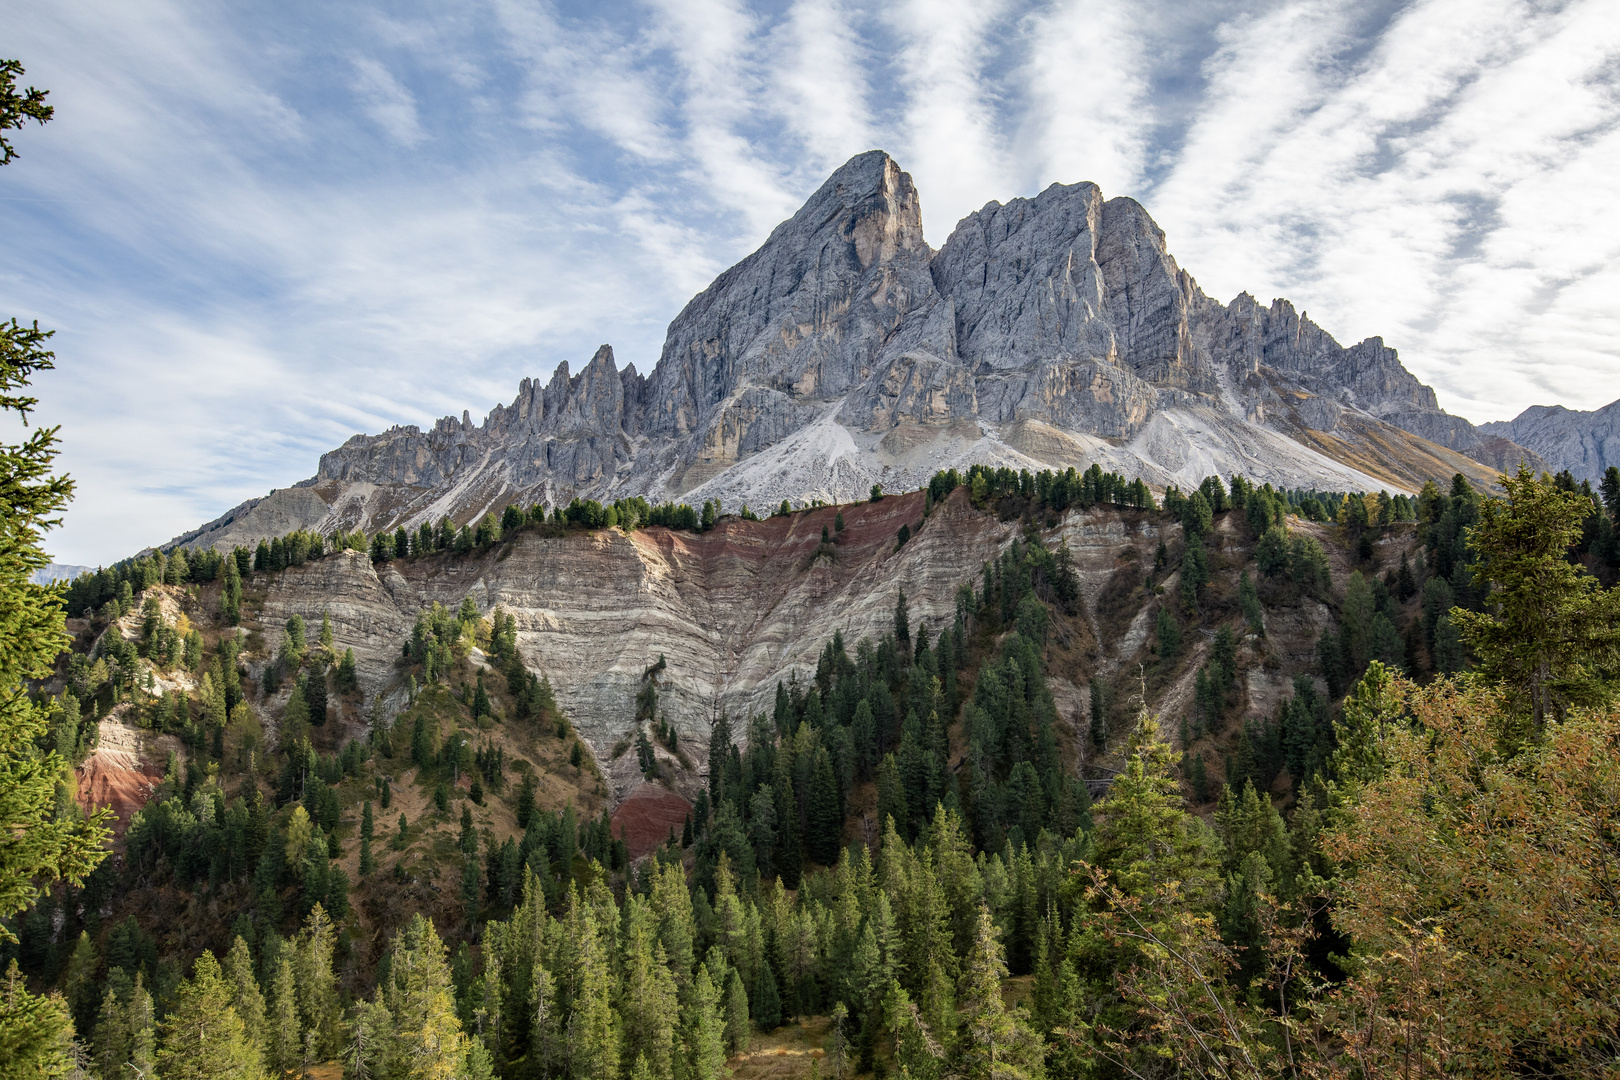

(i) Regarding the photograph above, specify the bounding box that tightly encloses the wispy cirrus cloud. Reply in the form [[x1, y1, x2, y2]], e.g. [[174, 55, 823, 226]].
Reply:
[[351, 57, 427, 147], [3, 0, 1618, 565]]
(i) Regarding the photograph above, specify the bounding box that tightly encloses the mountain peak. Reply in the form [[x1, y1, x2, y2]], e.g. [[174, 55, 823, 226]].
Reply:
[[170, 154, 1560, 554]]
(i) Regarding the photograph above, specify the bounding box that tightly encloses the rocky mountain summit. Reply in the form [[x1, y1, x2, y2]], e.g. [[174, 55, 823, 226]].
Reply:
[[172, 150, 1538, 553], [1480, 398, 1620, 484]]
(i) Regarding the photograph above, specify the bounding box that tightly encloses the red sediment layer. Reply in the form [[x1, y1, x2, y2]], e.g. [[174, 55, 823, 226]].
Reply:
[[611, 784, 692, 860], [76, 751, 162, 836]]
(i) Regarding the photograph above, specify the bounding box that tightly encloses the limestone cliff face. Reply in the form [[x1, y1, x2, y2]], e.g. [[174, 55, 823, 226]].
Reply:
[[256, 490, 1016, 762], [171, 150, 1541, 555], [247, 490, 1349, 804]]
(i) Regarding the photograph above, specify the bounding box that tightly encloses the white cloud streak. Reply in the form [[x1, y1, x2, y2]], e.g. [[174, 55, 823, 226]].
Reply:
[[883, 0, 1018, 240], [351, 57, 426, 147], [3, 0, 1618, 565], [1017, 0, 1153, 200], [1151, 0, 1620, 420]]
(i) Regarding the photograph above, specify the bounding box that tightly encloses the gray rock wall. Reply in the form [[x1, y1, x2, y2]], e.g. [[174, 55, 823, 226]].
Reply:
[[168, 150, 1544, 556]]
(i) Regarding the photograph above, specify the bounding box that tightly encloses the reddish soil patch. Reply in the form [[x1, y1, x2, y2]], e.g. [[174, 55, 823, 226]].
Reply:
[[611, 784, 692, 860], [77, 750, 162, 836]]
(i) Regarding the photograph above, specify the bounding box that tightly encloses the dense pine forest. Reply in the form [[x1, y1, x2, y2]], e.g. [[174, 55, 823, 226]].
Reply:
[[6, 58, 1620, 1080], [7, 444, 1620, 1079]]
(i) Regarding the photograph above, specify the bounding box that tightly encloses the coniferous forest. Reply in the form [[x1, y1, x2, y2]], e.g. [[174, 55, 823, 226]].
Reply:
[[6, 59, 1620, 1080]]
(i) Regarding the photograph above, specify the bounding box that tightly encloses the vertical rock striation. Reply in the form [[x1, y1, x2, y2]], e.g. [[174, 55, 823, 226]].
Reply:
[[171, 150, 1546, 555]]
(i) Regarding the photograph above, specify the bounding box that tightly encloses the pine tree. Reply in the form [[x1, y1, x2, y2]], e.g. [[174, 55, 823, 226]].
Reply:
[[383, 914, 473, 1078], [0, 87, 112, 986], [564, 894, 619, 1080], [156, 950, 261, 1080], [807, 749, 842, 865], [953, 904, 1043, 1079], [619, 895, 679, 1078], [1452, 463, 1620, 730], [725, 965, 751, 1055], [894, 589, 911, 648], [296, 904, 341, 1058], [684, 964, 728, 1080], [265, 952, 301, 1075], [222, 935, 266, 1059]]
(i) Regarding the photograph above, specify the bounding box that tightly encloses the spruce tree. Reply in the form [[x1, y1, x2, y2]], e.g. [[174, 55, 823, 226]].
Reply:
[[807, 749, 842, 865], [564, 895, 619, 1079], [345, 995, 392, 1080], [725, 965, 751, 1055], [296, 904, 341, 1058], [222, 935, 266, 1059], [60, 930, 97, 1037], [685, 964, 728, 1080], [383, 914, 473, 1077], [123, 972, 157, 1080], [753, 958, 782, 1032], [1156, 607, 1180, 661], [1452, 463, 1620, 729], [620, 895, 679, 1077], [0, 78, 114, 1065], [156, 950, 261, 1080], [708, 711, 733, 803], [461, 858, 481, 923], [953, 903, 1043, 1079], [1239, 570, 1264, 634], [1092, 709, 1219, 905], [0, 958, 73, 1080], [1600, 465, 1620, 525], [1089, 677, 1108, 749], [0, 79, 112, 937]]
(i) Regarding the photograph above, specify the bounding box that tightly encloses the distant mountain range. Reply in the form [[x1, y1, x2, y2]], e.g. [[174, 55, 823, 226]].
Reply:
[[1481, 399, 1620, 484], [35, 562, 93, 585], [164, 150, 1613, 554]]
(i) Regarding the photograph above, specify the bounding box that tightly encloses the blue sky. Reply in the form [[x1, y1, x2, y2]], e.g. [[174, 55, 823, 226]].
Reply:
[[4, 0, 1619, 566]]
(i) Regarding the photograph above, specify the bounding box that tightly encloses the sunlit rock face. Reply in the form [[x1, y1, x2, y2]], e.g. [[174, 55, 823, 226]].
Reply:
[[172, 150, 1539, 557]]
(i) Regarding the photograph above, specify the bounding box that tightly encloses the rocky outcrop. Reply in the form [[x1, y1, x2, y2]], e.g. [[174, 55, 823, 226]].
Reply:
[[1479, 399, 1620, 483], [169, 151, 1545, 555], [256, 489, 1017, 758]]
